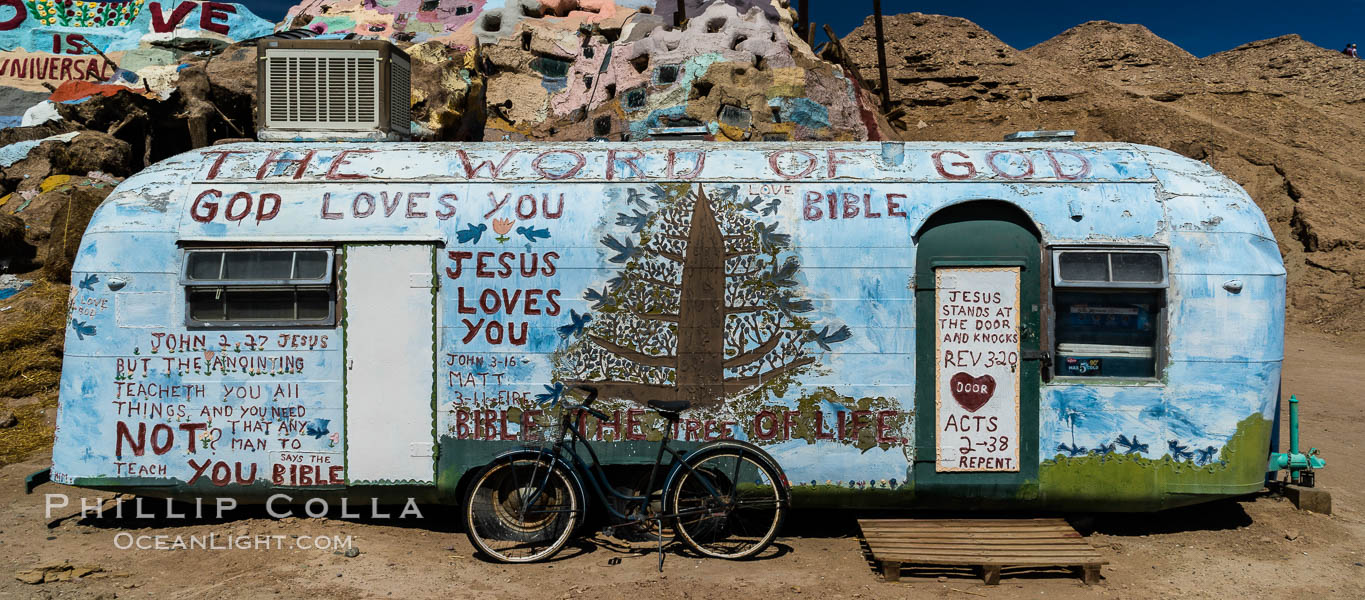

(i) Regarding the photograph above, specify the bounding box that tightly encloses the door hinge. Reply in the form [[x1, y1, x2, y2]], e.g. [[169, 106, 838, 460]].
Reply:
[[408, 272, 433, 288], [410, 442, 435, 458]]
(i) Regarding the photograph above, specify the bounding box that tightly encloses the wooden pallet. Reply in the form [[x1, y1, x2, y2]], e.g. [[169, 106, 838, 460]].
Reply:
[[858, 518, 1107, 585]]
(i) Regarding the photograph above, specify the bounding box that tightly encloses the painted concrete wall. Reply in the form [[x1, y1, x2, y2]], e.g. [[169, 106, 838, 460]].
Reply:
[[51, 142, 1284, 508], [477, 1, 876, 141], [281, 0, 651, 50], [0, 1, 273, 122], [279, 0, 881, 141]]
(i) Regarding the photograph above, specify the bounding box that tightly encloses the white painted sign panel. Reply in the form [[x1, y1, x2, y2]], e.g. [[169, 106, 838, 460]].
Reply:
[[935, 267, 1021, 472]]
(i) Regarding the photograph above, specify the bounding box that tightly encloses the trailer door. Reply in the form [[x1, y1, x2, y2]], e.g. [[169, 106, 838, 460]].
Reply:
[[913, 202, 1043, 502], [342, 243, 438, 485]]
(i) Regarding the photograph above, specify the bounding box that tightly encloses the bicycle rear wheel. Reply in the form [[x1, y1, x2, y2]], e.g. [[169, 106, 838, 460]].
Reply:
[[668, 448, 787, 559], [464, 457, 580, 563]]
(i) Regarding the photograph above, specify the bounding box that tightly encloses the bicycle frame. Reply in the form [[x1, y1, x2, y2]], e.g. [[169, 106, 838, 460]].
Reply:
[[511, 403, 732, 527]]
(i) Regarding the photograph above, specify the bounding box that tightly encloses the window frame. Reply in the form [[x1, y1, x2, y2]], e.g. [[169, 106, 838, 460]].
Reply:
[[1046, 245, 1169, 383], [180, 247, 338, 329], [1051, 246, 1169, 288]]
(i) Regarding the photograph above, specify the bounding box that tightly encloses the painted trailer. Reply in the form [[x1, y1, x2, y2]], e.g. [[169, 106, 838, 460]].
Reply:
[[49, 141, 1284, 511]]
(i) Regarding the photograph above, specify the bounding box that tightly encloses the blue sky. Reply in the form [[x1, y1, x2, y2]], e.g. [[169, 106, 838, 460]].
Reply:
[[238, 0, 1360, 58], [819, 0, 1360, 57]]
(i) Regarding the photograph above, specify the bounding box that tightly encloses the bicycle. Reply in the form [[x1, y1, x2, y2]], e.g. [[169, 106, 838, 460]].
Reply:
[[462, 386, 790, 565]]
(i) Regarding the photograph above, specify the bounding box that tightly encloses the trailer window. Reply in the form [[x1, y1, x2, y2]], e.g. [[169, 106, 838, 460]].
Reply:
[[1054, 249, 1166, 287], [1051, 249, 1166, 379], [182, 249, 335, 327]]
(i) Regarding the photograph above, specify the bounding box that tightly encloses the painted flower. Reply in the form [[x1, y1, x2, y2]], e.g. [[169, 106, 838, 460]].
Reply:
[[492, 218, 514, 243], [328, 432, 340, 447]]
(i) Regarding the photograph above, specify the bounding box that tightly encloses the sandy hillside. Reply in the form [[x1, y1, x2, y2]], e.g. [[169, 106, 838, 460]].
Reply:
[[841, 16, 1365, 332]]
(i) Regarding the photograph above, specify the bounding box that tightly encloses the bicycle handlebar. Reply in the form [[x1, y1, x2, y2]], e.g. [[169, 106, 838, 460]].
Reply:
[[569, 385, 609, 422], [565, 403, 611, 422], [576, 385, 599, 406]]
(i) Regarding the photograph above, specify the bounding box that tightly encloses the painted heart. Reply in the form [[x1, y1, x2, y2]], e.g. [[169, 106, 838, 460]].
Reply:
[[950, 372, 996, 413]]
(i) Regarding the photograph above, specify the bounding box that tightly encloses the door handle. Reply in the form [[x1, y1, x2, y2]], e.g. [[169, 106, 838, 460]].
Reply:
[[1021, 350, 1052, 382]]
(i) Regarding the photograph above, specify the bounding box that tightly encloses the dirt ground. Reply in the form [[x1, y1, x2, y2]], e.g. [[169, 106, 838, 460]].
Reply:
[[1, 329, 1363, 599]]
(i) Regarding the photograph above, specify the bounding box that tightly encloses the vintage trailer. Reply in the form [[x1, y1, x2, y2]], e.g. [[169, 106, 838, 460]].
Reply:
[[48, 141, 1285, 511]]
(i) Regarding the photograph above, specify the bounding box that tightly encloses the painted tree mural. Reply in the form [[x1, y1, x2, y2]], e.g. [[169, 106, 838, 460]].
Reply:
[[555, 183, 850, 408]]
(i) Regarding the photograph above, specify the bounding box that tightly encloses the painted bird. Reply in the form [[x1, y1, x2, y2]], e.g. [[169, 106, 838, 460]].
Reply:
[[807, 324, 852, 351], [760, 198, 781, 216], [715, 185, 740, 203], [754, 221, 791, 252], [773, 293, 814, 316], [646, 184, 668, 204], [758, 257, 800, 288], [1115, 434, 1149, 455], [305, 418, 330, 439], [1057, 443, 1088, 457], [515, 226, 551, 243], [77, 273, 99, 291], [70, 318, 96, 340], [1167, 439, 1194, 462], [557, 310, 593, 339], [739, 195, 764, 213], [625, 188, 651, 209], [583, 287, 616, 310], [615, 209, 650, 233], [1195, 445, 1220, 465], [600, 235, 641, 264], [456, 223, 487, 244], [535, 382, 565, 406]]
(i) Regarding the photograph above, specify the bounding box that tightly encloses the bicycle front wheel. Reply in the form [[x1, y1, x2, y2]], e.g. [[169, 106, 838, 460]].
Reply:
[[668, 448, 787, 559], [463, 457, 580, 563]]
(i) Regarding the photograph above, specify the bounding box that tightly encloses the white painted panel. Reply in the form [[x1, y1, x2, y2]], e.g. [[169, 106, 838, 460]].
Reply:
[[344, 244, 436, 484], [935, 267, 1020, 472]]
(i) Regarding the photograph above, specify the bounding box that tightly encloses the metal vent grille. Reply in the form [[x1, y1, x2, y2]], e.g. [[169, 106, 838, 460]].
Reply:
[[389, 55, 411, 133], [264, 49, 379, 130]]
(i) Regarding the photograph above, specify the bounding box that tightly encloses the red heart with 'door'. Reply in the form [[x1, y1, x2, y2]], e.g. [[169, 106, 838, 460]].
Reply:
[[950, 372, 996, 413]]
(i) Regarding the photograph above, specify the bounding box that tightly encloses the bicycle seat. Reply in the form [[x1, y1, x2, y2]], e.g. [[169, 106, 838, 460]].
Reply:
[[647, 399, 692, 416]]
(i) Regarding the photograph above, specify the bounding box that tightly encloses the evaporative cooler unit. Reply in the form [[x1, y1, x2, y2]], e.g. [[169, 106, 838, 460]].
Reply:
[[256, 39, 411, 142]]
